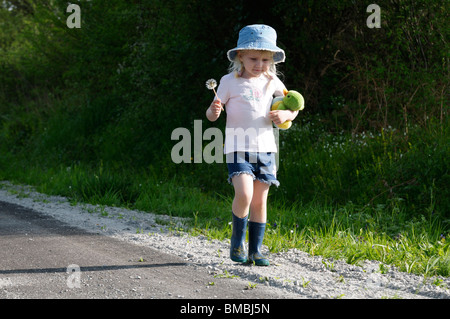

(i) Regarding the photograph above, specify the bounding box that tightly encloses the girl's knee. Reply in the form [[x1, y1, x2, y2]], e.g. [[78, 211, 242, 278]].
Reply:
[[232, 174, 253, 201], [250, 198, 266, 212], [234, 190, 253, 206]]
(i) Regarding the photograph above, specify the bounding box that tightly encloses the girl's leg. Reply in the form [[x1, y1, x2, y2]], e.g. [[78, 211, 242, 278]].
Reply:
[[229, 174, 254, 263], [248, 180, 271, 266], [249, 180, 270, 223], [231, 174, 254, 218]]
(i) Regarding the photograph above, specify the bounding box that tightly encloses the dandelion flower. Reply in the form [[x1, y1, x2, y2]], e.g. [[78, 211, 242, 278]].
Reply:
[[205, 79, 217, 90], [205, 78, 224, 111]]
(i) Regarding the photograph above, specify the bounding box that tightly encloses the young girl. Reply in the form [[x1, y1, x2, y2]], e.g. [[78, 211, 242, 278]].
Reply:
[[206, 24, 298, 266]]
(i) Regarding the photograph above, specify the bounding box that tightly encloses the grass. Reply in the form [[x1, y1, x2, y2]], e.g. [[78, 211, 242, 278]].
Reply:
[[0, 116, 448, 278], [263, 201, 450, 277], [1, 167, 449, 279], [2, 164, 449, 278]]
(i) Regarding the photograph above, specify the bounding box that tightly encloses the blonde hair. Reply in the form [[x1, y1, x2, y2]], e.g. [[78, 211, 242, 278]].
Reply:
[[228, 50, 278, 78]]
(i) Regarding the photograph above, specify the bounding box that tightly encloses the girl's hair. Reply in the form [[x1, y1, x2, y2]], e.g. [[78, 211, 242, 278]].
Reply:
[[228, 50, 279, 78]]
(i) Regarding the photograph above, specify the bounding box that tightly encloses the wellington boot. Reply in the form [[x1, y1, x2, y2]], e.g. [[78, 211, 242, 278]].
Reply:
[[230, 213, 248, 263], [248, 221, 269, 266]]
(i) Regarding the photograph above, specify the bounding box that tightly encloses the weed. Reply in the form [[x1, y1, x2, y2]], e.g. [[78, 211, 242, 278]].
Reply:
[[245, 282, 258, 290], [214, 270, 239, 279], [336, 275, 345, 284]]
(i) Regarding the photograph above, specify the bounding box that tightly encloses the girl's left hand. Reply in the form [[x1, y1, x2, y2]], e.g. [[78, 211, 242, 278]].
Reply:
[[268, 110, 290, 125]]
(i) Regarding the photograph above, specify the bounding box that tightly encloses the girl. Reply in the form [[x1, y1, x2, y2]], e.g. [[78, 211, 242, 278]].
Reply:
[[206, 24, 298, 266]]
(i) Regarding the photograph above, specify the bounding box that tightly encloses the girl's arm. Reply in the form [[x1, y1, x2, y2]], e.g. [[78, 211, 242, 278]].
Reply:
[[268, 109, 298, 126], [206, 99, 223, 122]]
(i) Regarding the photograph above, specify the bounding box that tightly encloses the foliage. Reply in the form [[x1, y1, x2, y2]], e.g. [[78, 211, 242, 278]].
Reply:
[[0, 0, 449, 276], [275, 115, 450, 218]]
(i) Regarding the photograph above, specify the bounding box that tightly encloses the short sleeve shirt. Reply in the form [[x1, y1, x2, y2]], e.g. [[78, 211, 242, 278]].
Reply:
[[216, 72, 286, 154]]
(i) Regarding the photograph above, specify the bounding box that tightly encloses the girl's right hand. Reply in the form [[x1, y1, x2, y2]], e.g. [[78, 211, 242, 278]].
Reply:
[[210, 99, 223, 115], [206, 99, 223, 122]]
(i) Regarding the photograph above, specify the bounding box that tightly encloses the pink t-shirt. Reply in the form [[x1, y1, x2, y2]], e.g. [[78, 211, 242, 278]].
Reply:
[[216, 72, 286, 154]]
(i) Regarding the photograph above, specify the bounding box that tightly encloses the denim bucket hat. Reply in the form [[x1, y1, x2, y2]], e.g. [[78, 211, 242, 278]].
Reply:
[[227, 24, 285, 63]]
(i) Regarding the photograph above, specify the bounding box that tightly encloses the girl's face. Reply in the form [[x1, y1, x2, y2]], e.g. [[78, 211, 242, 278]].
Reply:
[[238, 50, 273, 79]]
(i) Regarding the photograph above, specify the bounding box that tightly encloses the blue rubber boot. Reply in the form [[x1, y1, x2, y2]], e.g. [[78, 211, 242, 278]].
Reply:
[[248, 221, 270, 266], [230, 213, 248, 263]]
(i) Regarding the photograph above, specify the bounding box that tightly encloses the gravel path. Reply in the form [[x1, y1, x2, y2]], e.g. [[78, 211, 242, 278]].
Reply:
[[1, 181, 449, 299]]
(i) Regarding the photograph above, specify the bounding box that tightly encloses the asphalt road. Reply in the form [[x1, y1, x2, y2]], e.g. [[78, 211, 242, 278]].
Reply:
[[0, 200, 287, 300]]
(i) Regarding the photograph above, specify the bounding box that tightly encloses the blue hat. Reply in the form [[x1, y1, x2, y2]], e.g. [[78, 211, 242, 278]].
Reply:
[[227, 24, 285, 63]]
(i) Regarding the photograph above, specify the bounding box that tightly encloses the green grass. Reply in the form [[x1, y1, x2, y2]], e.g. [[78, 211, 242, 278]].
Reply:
[[1, 0, 448, 283], [1, 163, 449, 277], [1, 116, 448, 278], [263, 201, 450, 277]]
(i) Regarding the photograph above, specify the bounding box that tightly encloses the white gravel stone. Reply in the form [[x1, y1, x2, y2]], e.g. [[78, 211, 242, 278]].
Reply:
[[1, 181, 449, 299]]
